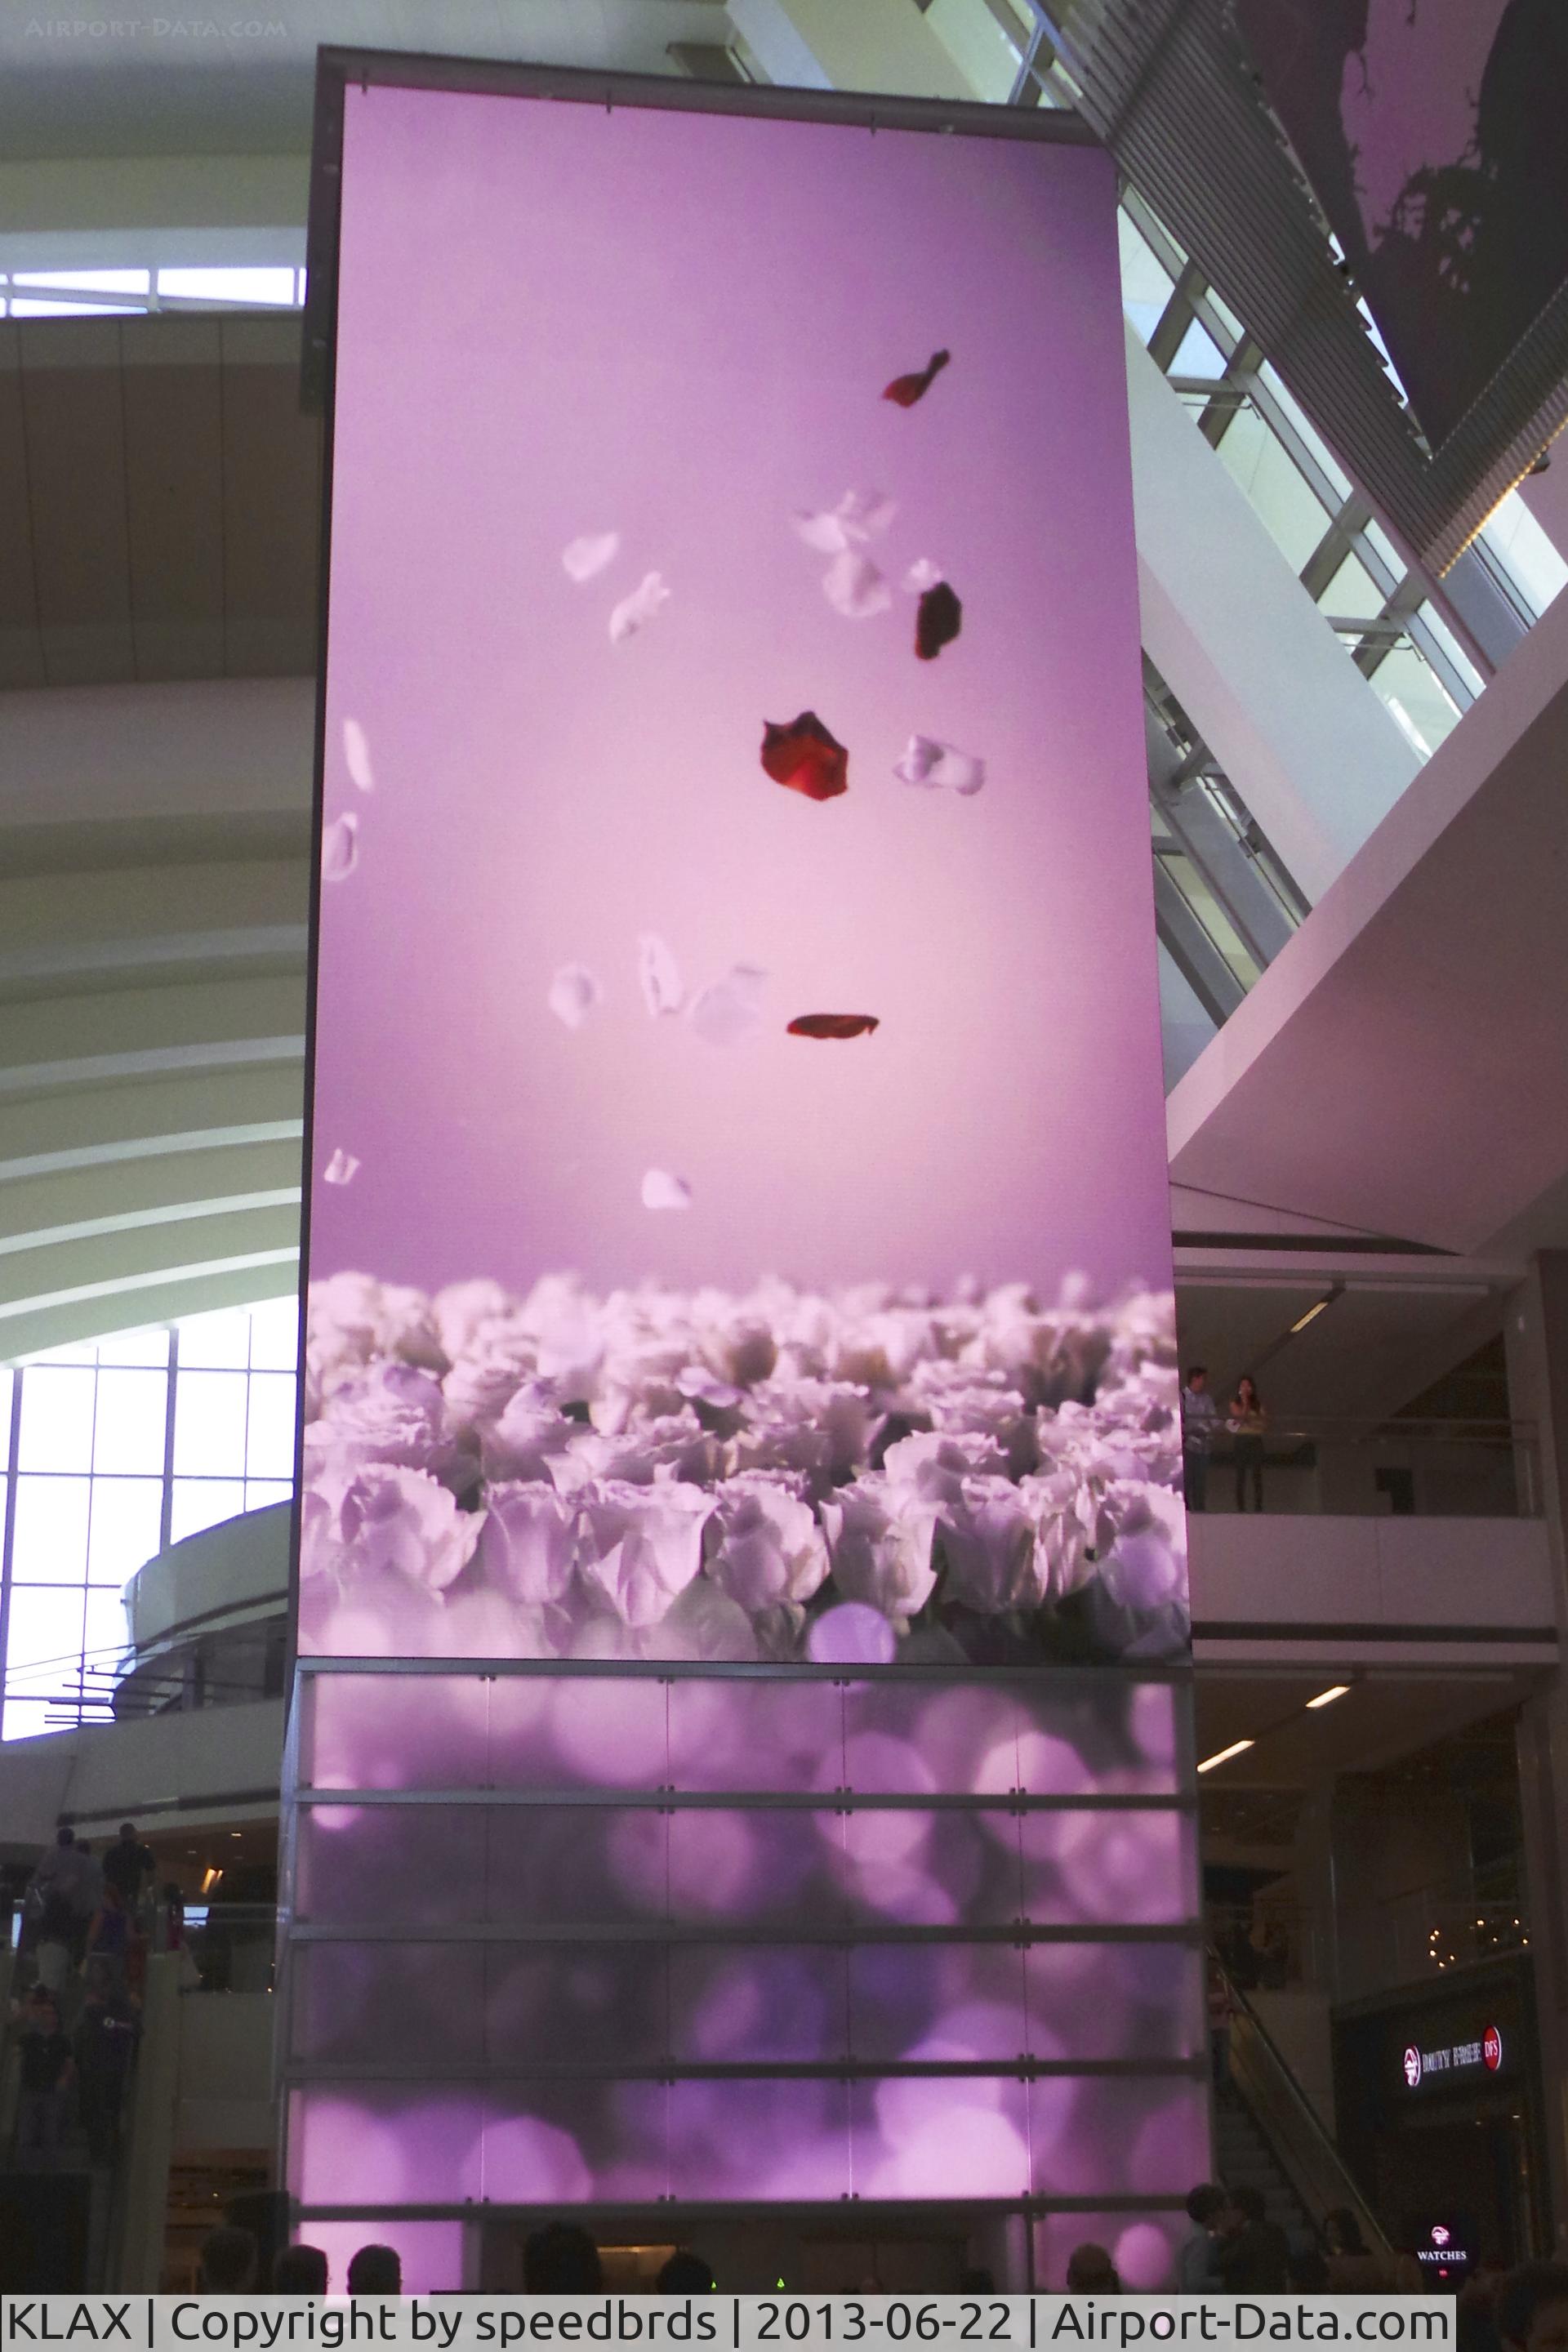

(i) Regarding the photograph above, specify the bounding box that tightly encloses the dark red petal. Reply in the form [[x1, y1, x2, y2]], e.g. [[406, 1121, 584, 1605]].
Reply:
[[760, 711, 849, 801], [915, 581, 962, 662], [882, 348, 951, 408], [787, 1013, 880, 1040]]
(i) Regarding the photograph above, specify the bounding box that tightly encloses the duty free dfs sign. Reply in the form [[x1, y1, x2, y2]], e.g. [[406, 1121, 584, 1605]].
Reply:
[[1401, 2021, 1504, 2091]]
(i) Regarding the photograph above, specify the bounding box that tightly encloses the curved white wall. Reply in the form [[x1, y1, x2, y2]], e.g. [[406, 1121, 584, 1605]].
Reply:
[[0, 677, 311, 1356]]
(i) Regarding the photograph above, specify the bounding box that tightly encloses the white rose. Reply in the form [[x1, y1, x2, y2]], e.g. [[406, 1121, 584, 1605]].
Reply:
[[938, 1477, 1044, 1613], [577, 1479, 714, 1627], [704, 1474, 830, 1615], [474, 1481, 578, 1607], [820, 1479, 938, 1619]]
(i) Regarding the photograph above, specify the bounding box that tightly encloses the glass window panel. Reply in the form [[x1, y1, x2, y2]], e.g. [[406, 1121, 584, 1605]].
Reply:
[[157, 265, 297, 305], [87, 1477, 166, 1586], [1481, 488, 1568, 618], [923, 0, 1024, 102], [245, 1371, 297, 1479], [168, 1479, 247, 1544], [17, 1365, 96, 1472], [96, 1326, 171, 1368], [9, 299, 111, 317], [1412, 601, 1485, 697], [14, 269, 149, 294], [176, 1308, 251, 1369], [11, 1474, 91, 1582], [91, 1366, 168, 1473], [0, 1366, 12, 1472], [1216, 404, 1334, 572], [173, 1369, 247, 1475], [1117, 211, 1174, 344], [1319, 552, 1388, 622], [82, 1588, 128, 1668], [2, 1700, 56, 1744], [1363, 517, 1406, 576], [5, 1585, 86, 1674], [247, 1294, 301, 1370], [1257, 360, 1352, 499], [1168, 318, 1227, 381], [1369, 646, 1462, 761], [246, 1479, 295, 1516]]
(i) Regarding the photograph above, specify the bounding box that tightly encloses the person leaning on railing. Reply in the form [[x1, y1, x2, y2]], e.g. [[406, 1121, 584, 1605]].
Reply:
[[1181, 1365, 1219, 1512], [1227, 1376, 1267, 1512]]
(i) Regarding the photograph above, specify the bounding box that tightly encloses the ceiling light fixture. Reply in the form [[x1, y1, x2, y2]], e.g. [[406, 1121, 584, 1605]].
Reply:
[[1197, 1738, 1254, 1774], [1290, 1297, 1334, 1334], [1306, 1685, 1350, 1709]]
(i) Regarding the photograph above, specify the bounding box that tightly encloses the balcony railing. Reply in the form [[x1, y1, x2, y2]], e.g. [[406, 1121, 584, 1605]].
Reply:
[[1187, 1416, 1539, 1517]]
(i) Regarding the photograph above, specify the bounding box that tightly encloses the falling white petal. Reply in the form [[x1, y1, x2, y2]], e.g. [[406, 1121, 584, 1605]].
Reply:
[[792, 489, 897, 555], [323, 1148, 359, 1187], [563, 531, 621, 583], [342, 718, 375, 793], [322, 812, 359, 880], [902, 558, 945, 595], [641, 1169, 693, 1211], [548, 963, 604, 1030], [637, 933, 684, 1018], [822, 550, 892, 621], [688, 963, 768, 1048], [609, 570, 670, 644], [893, 734, 986, 797]]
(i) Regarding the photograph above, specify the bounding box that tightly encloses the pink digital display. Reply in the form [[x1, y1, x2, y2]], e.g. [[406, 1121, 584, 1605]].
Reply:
[[283, 1664, 1205, 2272], [300, 68, 1185, 1672], [287, 62, 1204, 2283]]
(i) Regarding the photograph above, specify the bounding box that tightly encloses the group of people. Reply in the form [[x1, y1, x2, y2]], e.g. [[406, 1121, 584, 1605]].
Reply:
[[1181, 1367, 1269, 1512], [1180, 2188, 1568, 2347], [198, 2217, 1568, 2303], [7, 1820, 164, 2173], [195, 2225, 718, 2296]]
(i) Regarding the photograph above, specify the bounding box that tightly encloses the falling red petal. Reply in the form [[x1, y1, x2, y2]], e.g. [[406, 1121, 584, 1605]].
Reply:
[[915, 581, 962, 661], [882, 348, 951, 408], [760, 711, 849, 802], [787, 1013, 880, 1040]]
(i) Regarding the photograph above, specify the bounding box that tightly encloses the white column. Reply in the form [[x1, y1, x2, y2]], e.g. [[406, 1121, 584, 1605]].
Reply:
[[1125, 327, 1422, 905]]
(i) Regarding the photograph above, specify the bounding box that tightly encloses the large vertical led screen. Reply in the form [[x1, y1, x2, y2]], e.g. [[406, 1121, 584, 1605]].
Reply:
[[303, 73, 1185, 1671]]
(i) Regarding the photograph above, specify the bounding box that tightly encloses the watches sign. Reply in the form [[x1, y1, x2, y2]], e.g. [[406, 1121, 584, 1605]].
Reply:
[[1401, 2024, 1504, 2090]]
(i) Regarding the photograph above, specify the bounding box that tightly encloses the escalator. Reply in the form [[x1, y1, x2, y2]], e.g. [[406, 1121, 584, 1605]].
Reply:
[[1217, 1958, 1396, 2265]]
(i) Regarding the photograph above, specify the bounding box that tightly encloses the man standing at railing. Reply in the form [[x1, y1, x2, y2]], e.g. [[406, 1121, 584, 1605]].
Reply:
[[101, 1822, 155, 1926], [1183, 1365, 1219, 1512]]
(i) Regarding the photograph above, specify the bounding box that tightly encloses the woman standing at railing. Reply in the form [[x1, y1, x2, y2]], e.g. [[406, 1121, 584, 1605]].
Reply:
[[1228, 1375, 1267, 1512]]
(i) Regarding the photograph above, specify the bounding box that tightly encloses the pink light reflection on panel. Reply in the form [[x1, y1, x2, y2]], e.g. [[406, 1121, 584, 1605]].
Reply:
[[1023, 1940, 1202, 2060], [847, 1942, 1026, 2065], [850, 2076, 1031, 2200], [670, 1946, 850, 2064], [1019, 1808, 1196, 1926], [670, 2079, 852, 2203], [296, 1804, 488, 1927], [667, 1677, 842, 1792], [486, 2081, 670, 2206], [666, 1807, 848, 1927], [1032, 2208, 1185, 2293], [293, 2221, 464, 2296]]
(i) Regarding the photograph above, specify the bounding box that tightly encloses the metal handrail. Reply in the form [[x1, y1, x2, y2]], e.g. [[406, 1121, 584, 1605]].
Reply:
[[1218, 1954, 1395, 2262]]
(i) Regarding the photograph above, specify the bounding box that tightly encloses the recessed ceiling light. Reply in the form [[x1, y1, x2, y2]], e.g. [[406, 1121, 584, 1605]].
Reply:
[[1306, 1685, 1350, 1709], [1290, 1296, 1334, 1334], [1197, 1738, 1254, 1773]]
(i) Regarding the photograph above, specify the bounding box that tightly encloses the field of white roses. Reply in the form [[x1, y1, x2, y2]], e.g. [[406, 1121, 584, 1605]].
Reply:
[[300, 1272, 1187, 1664]]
